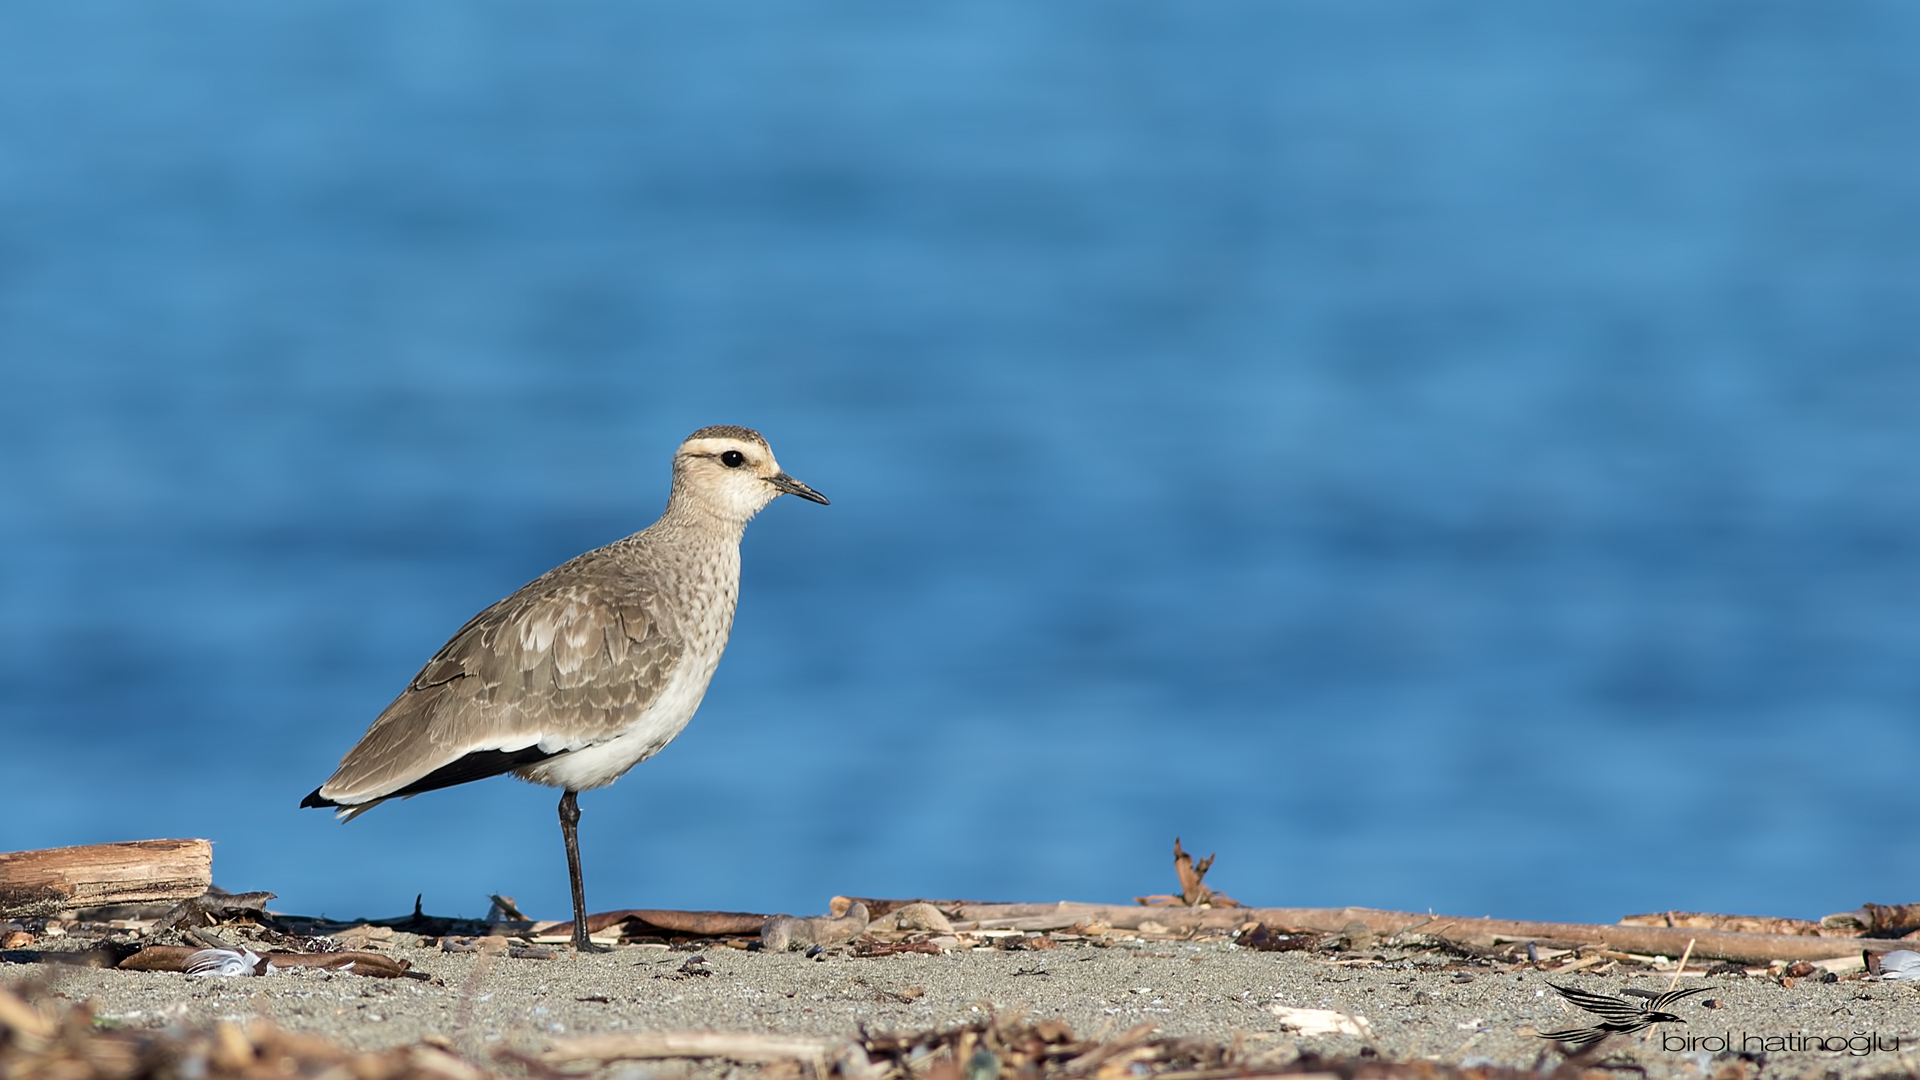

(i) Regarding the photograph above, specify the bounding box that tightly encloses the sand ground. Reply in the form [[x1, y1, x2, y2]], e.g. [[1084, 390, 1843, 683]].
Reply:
[[7, 929, 1918, 1080]]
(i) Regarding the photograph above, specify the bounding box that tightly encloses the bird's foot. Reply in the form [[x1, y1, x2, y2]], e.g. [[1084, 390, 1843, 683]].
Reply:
[[573, 936, 612, 954]]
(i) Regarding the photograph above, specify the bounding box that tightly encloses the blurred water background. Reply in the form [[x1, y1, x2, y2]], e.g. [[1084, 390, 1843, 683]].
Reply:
[[2, 3, 1918, 926]]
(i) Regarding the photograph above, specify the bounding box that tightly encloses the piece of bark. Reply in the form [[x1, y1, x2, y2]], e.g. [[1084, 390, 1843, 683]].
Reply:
[[930, 901, 1912, 965], [0, 840, 212, 918], [117, 945, 245, 971], [264, 951, 412, 977], [154, 889, 277, 932], [547, 1032, 838, 1064]]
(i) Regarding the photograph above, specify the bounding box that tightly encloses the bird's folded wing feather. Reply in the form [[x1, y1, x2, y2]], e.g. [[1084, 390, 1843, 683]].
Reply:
[[317, 566, 684, 802]]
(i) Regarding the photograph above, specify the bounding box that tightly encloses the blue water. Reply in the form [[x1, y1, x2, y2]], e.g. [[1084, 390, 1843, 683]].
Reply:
[[3, 3, 1919, 927]]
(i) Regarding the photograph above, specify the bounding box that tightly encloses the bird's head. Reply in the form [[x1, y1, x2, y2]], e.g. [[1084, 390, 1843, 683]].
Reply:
[[672, 425, 829, 524]]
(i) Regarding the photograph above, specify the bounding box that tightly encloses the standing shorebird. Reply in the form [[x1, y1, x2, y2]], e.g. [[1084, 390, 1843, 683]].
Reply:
[[302, 425, 828, 952]]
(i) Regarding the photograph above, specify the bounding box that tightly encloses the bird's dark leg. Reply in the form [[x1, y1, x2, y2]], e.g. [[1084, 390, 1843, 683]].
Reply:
[[559, 791, 608, 953]]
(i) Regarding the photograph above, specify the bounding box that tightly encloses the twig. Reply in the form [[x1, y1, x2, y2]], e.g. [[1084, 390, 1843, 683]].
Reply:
[[1667, 938, 1697, 991]]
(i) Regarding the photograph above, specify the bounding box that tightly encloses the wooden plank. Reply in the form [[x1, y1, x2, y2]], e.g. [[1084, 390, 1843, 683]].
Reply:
[[941, 900, 1913, 965], [0, 839, 212, 918]]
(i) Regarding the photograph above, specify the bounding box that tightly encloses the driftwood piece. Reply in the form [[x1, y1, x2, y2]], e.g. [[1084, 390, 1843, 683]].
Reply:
[[117, 945, 411, 978], [0, 840, 212, 918], [1823, 902, 1920, 937], [834, 896, 980, 919], [1137, 838, 1239, 908], [932, 901, 1914, 964], [1619, 910, 1829, 936], [546, 1032, 837, 1064], [549, 909, 768, 940]]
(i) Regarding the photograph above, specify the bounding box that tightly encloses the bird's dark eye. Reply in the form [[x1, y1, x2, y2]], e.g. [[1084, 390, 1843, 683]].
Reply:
[[720, 450, 747, 468]]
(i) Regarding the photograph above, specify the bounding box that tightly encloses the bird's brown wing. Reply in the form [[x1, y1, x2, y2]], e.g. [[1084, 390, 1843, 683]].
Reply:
[[309, 557, 685, 806]]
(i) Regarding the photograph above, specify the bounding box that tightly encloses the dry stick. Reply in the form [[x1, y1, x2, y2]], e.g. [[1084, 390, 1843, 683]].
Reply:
[[1639, 937, 1701, 1049], [1667, 937, 1698, 991]]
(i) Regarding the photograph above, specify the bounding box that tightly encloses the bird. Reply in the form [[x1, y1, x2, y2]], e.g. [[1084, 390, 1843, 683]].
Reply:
[[1536, 981, 1714, 1051], [301, 425, 828, 952]]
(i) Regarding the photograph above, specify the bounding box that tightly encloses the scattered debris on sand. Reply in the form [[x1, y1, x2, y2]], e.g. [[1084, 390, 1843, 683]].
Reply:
[[0, 979, 1708, 1080], [8, 838, 1920, 1080]]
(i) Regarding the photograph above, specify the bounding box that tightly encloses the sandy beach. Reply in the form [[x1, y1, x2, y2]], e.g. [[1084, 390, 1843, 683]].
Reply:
[[7, 915, 1917, 1080]]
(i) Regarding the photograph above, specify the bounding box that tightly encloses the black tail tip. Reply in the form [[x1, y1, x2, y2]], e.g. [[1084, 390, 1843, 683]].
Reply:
[[300, 788, 337, 809]]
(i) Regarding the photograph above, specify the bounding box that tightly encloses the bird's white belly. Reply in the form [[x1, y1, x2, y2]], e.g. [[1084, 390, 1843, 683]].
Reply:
[[516, 642, 725, 792]]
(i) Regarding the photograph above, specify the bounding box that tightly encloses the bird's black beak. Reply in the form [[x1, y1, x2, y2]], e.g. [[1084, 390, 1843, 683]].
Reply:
[[768, 472, 830, 505]]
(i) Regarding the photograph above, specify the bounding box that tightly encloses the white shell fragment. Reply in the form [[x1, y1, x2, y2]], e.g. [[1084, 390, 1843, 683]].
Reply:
[[1877, 950, 1920, 980], [185, 947, 270, 977]]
